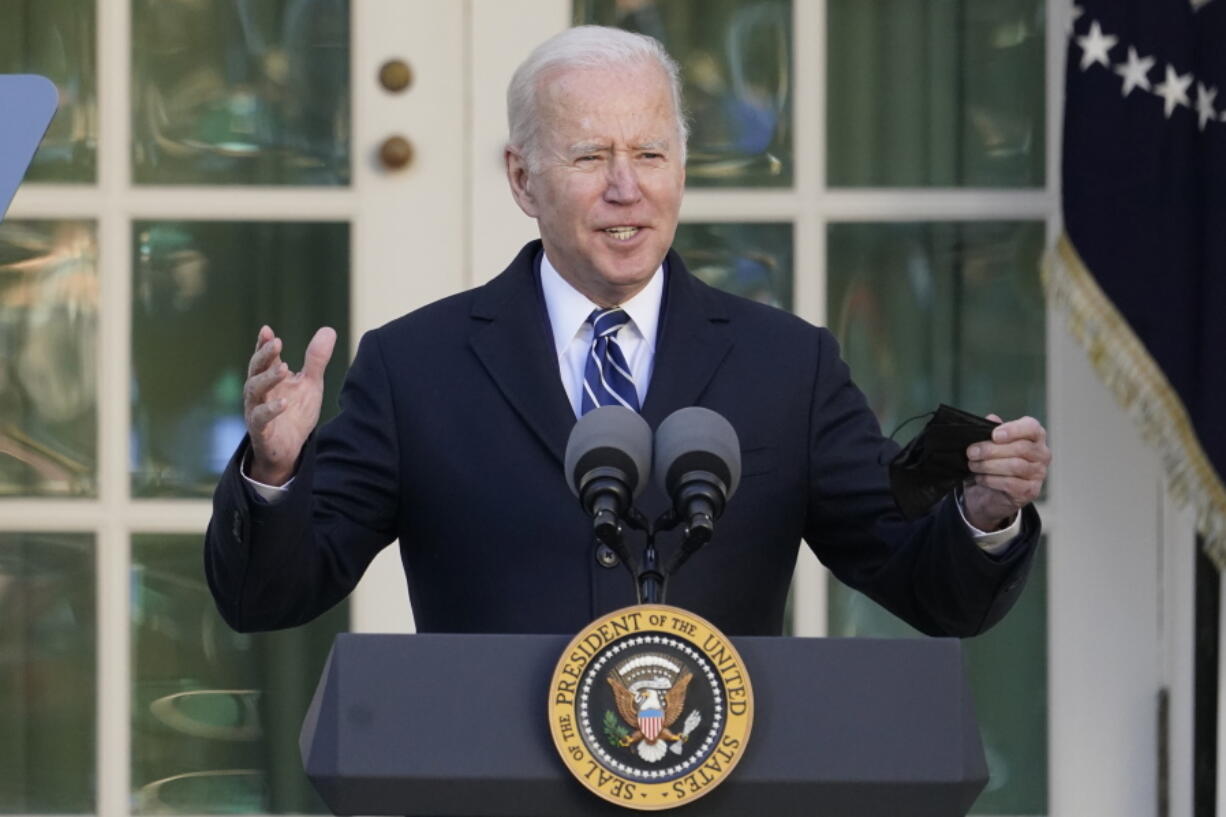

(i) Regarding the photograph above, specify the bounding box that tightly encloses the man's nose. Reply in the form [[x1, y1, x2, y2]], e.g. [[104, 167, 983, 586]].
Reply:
[[603, 156, 642, 204]]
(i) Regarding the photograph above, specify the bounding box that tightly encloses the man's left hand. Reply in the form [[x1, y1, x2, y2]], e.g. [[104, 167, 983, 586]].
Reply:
[[964, 415, 1051, 531]]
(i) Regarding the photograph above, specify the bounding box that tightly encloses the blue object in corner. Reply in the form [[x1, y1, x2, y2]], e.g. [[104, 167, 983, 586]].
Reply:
[[0, 74, 58, 222]]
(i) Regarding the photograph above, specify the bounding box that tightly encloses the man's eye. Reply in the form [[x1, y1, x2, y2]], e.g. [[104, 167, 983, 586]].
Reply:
[[577, 155, 600, 163], [641, 152, 663, 160]]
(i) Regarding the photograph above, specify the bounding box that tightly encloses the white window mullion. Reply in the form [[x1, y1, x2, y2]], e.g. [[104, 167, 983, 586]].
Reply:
[[96, 0, 133, 812], [819, 189, 1054, 221], [789, 0, 828, 638]]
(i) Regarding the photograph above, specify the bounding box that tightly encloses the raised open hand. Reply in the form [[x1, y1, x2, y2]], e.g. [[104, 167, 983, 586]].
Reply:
[[243, 324, 336, 485]]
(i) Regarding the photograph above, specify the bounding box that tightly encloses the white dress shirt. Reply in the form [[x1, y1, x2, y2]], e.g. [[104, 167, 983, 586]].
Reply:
[[538, 251, 663, 418], [245, 249, 1020, 552]]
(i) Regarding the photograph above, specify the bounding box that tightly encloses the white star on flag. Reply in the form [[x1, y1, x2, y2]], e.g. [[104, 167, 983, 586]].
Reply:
[[1154, 64, 1193, 118], [1197, 83, 1218, 130], [1076, 21, 1118, 71], [1114, 47, 1155, 97]]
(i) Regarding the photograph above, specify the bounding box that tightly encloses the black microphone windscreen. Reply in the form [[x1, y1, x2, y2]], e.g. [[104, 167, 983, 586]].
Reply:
[[653, 407, 741, 499], [564, 406, 653, 499]]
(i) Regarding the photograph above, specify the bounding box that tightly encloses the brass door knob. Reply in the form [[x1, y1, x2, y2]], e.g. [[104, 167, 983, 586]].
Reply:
[[378, 59, 413, 93], [379, 136, 413, 171]]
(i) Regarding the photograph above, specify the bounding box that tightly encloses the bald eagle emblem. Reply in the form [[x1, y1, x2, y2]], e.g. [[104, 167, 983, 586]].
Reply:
[[606, 652, 702, 763]]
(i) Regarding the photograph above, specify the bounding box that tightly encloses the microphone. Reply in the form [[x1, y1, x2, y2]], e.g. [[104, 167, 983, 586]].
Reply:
[[653, 407, 741, 549], [564, 406, 653, 542]]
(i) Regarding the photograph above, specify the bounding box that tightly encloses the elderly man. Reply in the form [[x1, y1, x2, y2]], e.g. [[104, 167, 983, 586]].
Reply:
[[206, 26, 1049, 637]]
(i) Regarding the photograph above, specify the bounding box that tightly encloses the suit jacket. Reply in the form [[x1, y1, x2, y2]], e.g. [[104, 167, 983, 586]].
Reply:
[[205, 240, 1039, 637]]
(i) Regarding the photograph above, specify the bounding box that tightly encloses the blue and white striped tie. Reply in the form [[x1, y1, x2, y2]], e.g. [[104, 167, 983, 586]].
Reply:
[[581, 307, 640, 414]]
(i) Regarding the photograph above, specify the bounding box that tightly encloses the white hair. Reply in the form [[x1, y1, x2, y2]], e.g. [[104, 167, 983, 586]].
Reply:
[[506, 25, 689, 171]]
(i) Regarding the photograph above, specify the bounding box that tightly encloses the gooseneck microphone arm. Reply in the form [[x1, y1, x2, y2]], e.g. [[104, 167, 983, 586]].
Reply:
[[655, 469, 731, 579], [564, 405, 741, 606]]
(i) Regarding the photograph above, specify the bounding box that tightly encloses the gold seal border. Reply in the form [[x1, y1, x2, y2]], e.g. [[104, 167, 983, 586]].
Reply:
[[547, 604, 754, 811]]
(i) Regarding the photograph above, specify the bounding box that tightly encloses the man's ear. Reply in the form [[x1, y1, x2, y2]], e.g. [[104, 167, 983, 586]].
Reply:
[[505, 147, 539, 218]]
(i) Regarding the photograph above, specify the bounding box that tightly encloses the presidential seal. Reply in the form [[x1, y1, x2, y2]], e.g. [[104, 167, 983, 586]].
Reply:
[[548, 605, 753, 810]]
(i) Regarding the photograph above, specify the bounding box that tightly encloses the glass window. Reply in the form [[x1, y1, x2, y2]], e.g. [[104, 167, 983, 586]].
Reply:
[[828, 541, 1048, 814], [0, 1, 97, 183], [0, 220, 98, 497], [827, 220, 1047, 813], [0, 533, 95, 813], [827, 0, 1045, 187], [672, 222, 793, 310], [131, 535, 346, 814], [827, 221, 1046, 433], [575, 0, 793, 188], [130, 221, 349, 498], [131, 0, 351, 185]]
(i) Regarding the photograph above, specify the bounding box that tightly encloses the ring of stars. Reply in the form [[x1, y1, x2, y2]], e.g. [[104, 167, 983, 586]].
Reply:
[[1073, 15, 1219, 130]]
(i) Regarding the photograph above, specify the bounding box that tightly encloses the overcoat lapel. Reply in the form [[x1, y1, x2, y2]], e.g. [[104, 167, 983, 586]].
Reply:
[[640, 249, 734, 427], [468, 242, 575, 465], [468, 243, 737, 465]]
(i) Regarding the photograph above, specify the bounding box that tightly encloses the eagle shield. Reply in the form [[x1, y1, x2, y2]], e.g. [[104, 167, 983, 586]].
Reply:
[[606, 652, 695, 762]]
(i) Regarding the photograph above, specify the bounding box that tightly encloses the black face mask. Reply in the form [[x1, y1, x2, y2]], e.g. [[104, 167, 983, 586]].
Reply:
[[888, 404, 999, 519]]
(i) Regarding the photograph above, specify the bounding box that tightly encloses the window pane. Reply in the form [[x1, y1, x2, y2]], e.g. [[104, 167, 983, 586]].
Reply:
[[826, 221, 1045, 432], [130, 221, 349, 497], [828, 541, 1048, 814], [827, 0, 1045, 187], [673, 222, 793, 310], [0, 220, 98, 496], [131, 534, 346, 814], [827, 221, 1046, 813], [131, 0, 350, 185], [0, 533, 95, 813], [0, 1, 97, 183], [575, 0, 793, 188]]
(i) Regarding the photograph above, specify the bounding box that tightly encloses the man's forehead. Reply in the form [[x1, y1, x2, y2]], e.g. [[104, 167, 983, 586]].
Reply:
[[536, 66, 676, 143]]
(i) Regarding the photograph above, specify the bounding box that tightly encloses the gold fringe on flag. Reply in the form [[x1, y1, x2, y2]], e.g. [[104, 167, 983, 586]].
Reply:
[[1045, 233, 1226, 570]]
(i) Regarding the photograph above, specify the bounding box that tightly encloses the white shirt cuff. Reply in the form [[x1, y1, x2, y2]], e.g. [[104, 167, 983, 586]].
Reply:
[[955, 489, 1022, 556], [240, 450, 293, 503]]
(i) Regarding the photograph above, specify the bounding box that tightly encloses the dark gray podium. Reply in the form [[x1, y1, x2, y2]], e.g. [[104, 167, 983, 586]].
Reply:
[[300, 634, 987, 816]]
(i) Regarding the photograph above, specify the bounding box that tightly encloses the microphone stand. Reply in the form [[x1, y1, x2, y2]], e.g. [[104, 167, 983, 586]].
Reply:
[[592, 508, 713, 606]]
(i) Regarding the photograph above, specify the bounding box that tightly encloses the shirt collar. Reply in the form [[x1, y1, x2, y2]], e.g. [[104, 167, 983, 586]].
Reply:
[[538, 251, 664, 357]]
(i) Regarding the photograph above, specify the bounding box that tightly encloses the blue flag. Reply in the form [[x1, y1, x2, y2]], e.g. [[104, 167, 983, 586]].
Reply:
[[1051, 0, 1226, 567]]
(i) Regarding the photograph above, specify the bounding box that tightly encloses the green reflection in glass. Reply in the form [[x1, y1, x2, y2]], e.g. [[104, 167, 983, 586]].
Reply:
[[0, 221, 98, 496], [827, 221, 1045, 435], [130, 221, 349, 497], [673, 222, 792, 310], [131, 534, 346, 814], [132, 0, 350, 185], [0, 532, 95, 813], [828, 0, 1045, 187], [0, 2, 97, 183], [828, 541, 1048, 814], [576, 0, 792, 188]]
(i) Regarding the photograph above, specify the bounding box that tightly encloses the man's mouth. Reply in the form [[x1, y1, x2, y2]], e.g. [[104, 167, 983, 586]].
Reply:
[[603, 226, 641, 241]]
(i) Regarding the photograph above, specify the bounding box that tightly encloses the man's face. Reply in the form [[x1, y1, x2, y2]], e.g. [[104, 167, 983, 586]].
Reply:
[[506, 62, 685, 307]]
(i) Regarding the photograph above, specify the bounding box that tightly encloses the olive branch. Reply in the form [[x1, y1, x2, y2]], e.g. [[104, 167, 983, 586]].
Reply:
[[602, 710, 630, 747]]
